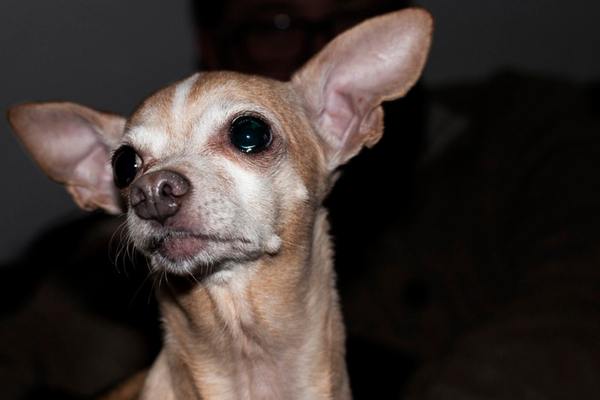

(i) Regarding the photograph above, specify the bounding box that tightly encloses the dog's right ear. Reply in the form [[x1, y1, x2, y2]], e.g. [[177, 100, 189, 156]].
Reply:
[[7, 102, 126, 214]]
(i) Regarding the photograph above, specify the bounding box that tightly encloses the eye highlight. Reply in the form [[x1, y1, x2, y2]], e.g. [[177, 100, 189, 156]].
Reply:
[[112, 145, 142, 188], [230, 116, 272, 154]]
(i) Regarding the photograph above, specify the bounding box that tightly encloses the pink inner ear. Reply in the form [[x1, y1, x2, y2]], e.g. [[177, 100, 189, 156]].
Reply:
[[318, 80, 382, 166], [68, 145, 121, 213], [9, 103, 124, 214], [43, 115, 106, 177], [321, 88, 358, 144], [49, 114, 121, 214]]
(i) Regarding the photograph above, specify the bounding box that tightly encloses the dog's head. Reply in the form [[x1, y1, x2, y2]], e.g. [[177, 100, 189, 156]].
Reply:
[[8, 9, 432, 276]]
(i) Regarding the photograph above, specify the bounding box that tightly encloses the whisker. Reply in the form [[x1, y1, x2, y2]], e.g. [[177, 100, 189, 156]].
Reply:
[[129, 267, 155, 308], [109, 219, 131, 274]]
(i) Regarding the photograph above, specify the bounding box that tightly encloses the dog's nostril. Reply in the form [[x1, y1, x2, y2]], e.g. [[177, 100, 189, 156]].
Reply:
[[157, 177, 189, 199], [160, 182, 173, 197], [165, 174, 190, 197], [130, 186, 146, 207]]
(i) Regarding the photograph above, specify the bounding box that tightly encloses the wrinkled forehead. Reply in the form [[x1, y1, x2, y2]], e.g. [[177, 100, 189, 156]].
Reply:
[[124, 71, 302, 155]]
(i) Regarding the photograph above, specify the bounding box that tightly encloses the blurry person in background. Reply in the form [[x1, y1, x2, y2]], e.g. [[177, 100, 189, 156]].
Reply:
[[194, 0, 404, 80]]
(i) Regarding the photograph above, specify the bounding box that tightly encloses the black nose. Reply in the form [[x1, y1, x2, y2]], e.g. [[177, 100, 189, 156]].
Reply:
[[130, 170, 190, 224]]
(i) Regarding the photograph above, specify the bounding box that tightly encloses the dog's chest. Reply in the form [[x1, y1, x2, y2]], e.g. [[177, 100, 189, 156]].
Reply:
[[229, 357, 289, 399]]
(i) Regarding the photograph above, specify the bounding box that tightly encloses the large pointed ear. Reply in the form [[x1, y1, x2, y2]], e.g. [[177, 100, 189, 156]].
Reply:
[[7, 102, 126, 214], [291, 8, 433, 169]]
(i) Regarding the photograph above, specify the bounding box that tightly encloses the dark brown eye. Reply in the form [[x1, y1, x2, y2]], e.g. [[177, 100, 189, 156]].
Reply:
[[230, 116, 272, 154], [112, 145, 142, 188]]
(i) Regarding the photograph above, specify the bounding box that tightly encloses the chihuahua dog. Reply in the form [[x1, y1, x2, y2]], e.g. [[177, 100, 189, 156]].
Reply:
[[8, 8, 431, 400]]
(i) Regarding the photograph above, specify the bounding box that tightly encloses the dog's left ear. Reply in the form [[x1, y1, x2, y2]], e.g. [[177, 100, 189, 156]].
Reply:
[[292, 8, 433, 169], [7, 102, 126, 214]]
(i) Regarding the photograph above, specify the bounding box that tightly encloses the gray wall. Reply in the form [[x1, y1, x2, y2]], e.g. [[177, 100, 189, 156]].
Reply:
[[1, 0, 599, 263]]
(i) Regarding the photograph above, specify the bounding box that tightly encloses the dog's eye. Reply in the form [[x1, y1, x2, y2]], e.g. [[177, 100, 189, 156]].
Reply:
[[230, 116, 272, 154], [112, 145, 142, 188]]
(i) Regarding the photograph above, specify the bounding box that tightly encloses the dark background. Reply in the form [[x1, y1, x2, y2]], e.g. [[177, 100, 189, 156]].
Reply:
[[1, 0, 599, 264]]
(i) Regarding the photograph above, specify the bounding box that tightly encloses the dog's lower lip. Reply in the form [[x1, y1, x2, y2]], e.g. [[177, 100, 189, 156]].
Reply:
[[156, 234, 205, 261], [149, 231, 248, 261]]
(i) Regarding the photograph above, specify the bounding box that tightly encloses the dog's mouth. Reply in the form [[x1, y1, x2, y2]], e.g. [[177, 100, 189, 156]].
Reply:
[[147, 230, 251, 264], [150, 232, 204, 262]]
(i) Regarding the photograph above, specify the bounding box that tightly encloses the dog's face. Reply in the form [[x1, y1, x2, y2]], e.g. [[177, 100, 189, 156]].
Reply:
[[8, 9, 432, 277], [118, 73, 324, 274]]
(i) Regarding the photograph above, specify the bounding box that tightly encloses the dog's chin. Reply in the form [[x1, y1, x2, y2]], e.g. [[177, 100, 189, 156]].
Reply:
[[141, 231, 261, 277]]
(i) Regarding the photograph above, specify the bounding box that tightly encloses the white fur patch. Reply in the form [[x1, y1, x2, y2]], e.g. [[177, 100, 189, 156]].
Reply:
[[126, 126, 169, 156], [171, 73, 199, 129], [219, 158, 263, 206], [282, 165, 309, 203]]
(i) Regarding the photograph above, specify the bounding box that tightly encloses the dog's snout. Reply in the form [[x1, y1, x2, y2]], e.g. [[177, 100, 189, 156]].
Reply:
[[130, 170, 190, 223]]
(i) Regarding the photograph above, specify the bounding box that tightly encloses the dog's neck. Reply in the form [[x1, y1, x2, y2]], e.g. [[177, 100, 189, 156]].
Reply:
[[142, 208, 350, 400]]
